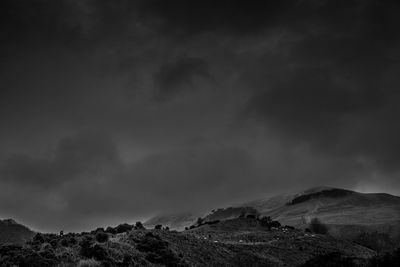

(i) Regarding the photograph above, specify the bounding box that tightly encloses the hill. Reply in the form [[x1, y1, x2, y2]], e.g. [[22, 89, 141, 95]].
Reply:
[[147, 187, 400, 236], [0, 218, 380, 267], [0, 219, 35, 245]]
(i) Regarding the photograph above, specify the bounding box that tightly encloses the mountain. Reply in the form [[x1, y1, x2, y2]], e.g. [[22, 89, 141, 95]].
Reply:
[[250, 187, 400, 223], [242, 186, 400, 243], [146, 186, 400, 240], [0, 219, 35, 245]]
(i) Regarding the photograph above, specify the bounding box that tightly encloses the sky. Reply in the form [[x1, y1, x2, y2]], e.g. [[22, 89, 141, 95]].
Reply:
[[0, 0, 400, 232]]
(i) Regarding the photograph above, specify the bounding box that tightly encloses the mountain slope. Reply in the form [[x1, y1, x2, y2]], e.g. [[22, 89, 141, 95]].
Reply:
[[0, 219, 35, 245], [145, 187, 400, 235], [255, 187, 400, 227]]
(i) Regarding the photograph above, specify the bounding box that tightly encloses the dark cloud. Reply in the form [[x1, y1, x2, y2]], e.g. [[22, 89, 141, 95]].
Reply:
[[154, 57, 210, 101], [0, 0, 400, 231], [244, 0, 400, 168], [138, 0, 290, 36], [0, 132, 120, 188]]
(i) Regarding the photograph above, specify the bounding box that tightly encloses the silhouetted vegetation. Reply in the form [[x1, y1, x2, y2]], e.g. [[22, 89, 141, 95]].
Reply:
[[0, 217, 392, 266], [136, 232, 181, 267], [95, 232, 109, 243], [309, 218, 328, 234], [135, 221, 145, 230], [115, 223, 133, 233], [259, 216, 281, 230]]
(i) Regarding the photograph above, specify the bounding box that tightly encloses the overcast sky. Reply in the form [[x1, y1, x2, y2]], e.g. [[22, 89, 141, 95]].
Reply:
[[1, 0, 399, 232]]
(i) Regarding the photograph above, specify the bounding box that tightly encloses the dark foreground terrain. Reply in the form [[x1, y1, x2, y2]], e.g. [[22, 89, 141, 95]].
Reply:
[[0, 217, 399, 267]]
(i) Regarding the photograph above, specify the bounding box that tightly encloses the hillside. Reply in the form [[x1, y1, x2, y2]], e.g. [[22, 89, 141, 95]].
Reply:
[[0, 218, 380, 267], [147, 187, 400, 236], [0, 219, 35, 245]]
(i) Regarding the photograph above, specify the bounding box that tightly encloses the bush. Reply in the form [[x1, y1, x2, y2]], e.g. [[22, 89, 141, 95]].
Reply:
[[259, 216, 280, 229], [155, 224, 162, 230], [136, 232, 181, 267], [95, 232, 109, 243], [309, 218, 328, 235], [284, 225, 295, 230], [115, 223, 133, 233], [105, 226, 117, 234], [77, 259, 102, 267], [259, 216, 272, 228], [270, 221, 281, 228], [135, 221, 145, 230], [32, 233, 45, 244], [79, 237, 94, 258], [60, 238, 69, 247]]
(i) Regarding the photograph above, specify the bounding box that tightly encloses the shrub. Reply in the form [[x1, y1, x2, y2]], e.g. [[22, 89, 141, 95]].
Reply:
[[79, 237, 94, 258], [259, 216, 272, 227], [33, 233, 45, 244], [77, 259, 102, 267], [284, 225, 295, 230], [136, 233, 181, 267], [105, 226, 117, 234], [270, 221, 281, 228], [95, 232, 109, 243], [135, 221, 145, 230], [155, 224, 162, 230], [309, 218, 328, 235], [60, 238, 69, 247], [115, 223, 133, 233], [260, 216, 281, 230]]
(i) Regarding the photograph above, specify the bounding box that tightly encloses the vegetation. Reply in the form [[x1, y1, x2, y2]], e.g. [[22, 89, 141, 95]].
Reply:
[[309, 218, 328, 234], [95, 232, 109, 243], [354, 231, 395, 253], [0, 217, 396, 266]]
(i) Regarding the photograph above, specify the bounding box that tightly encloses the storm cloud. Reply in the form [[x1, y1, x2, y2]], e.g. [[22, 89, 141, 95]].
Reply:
[[0, 0, 399, 232]]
